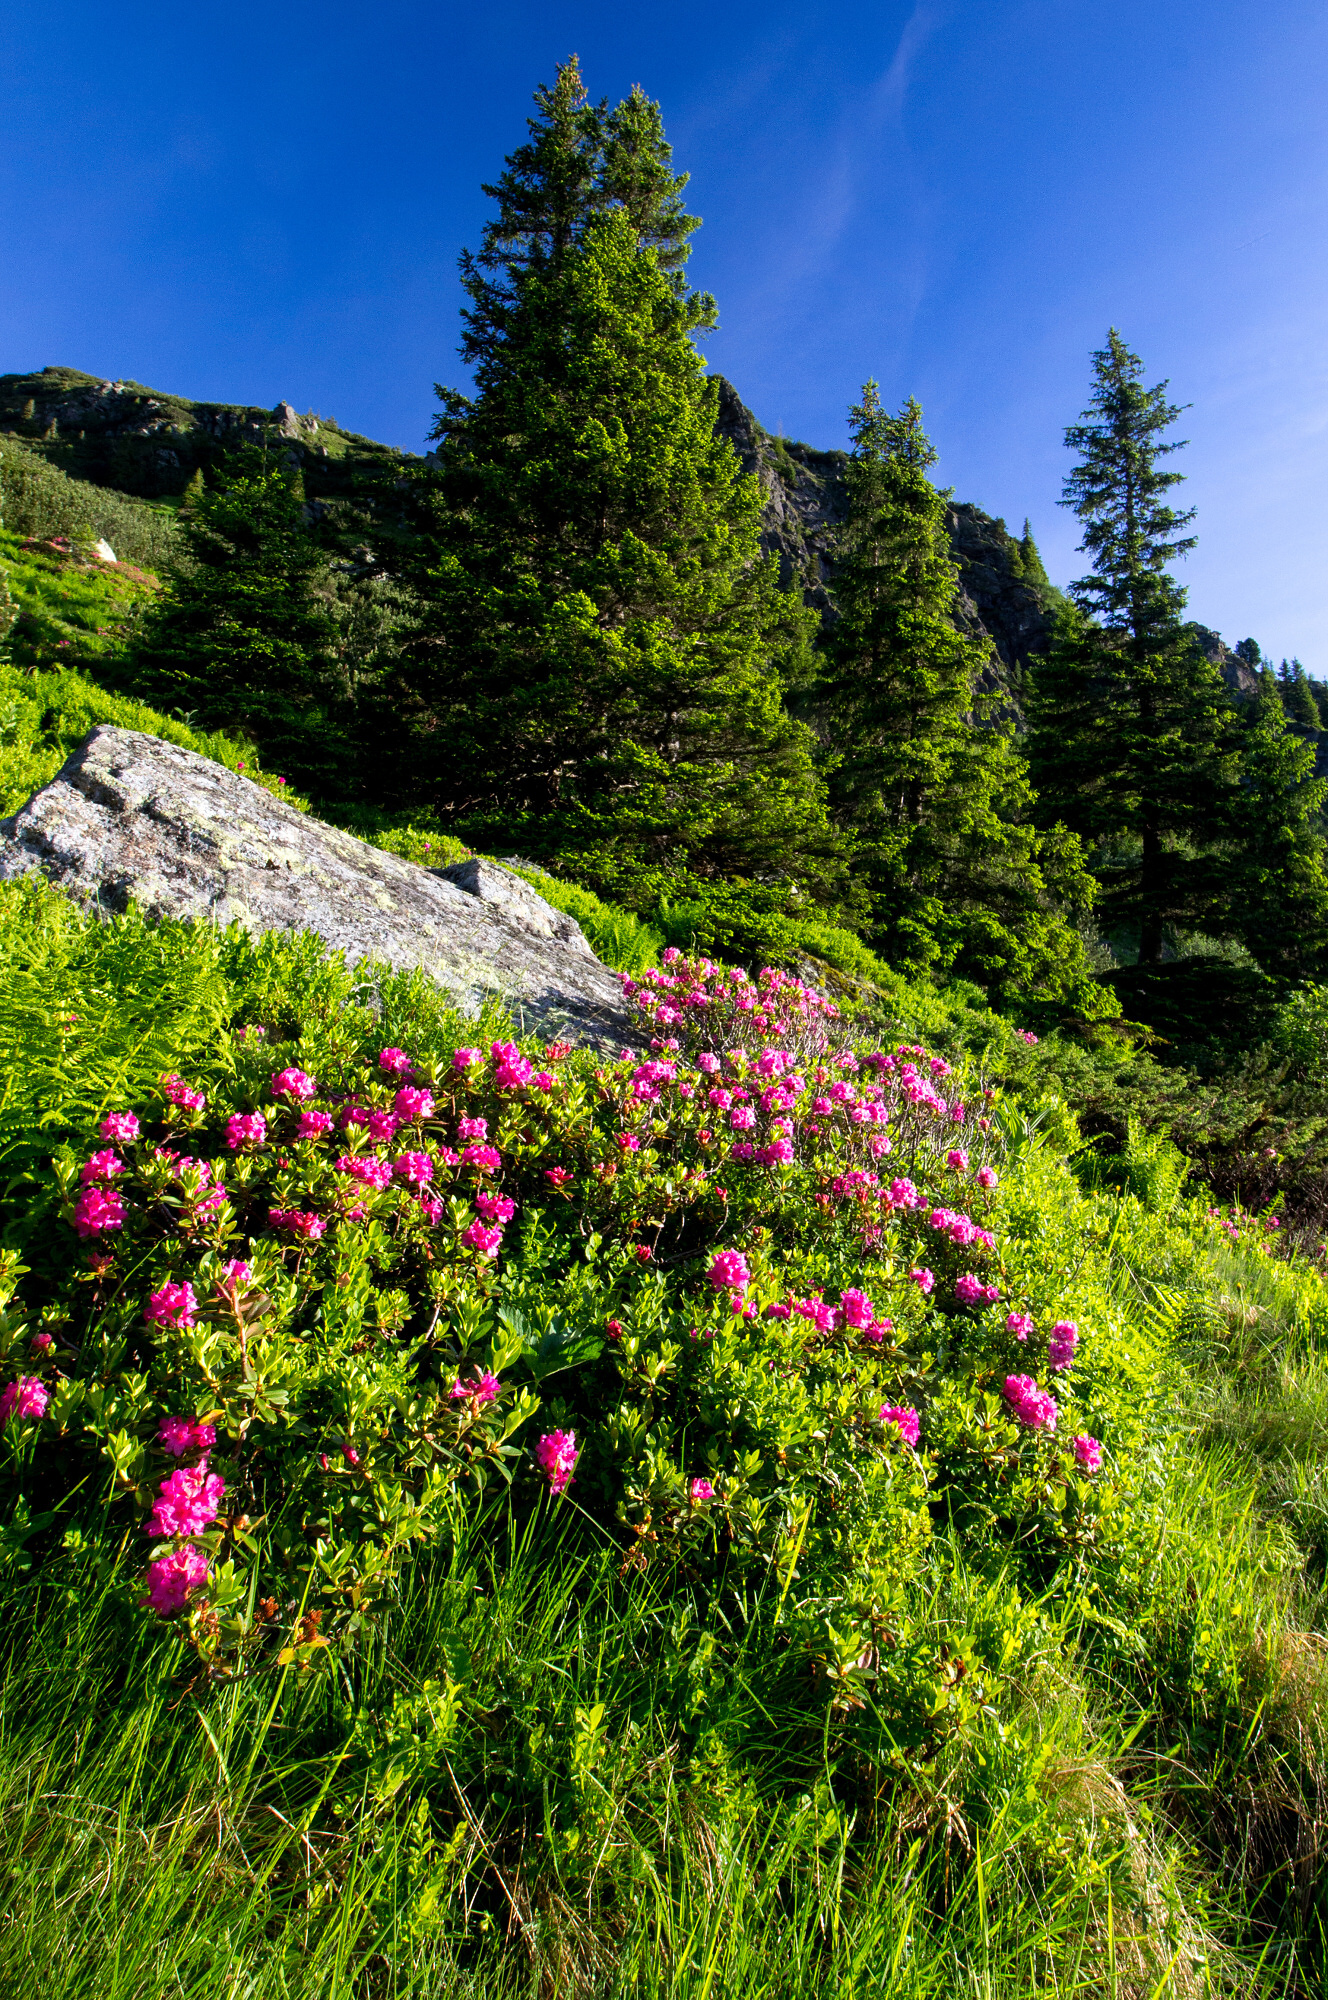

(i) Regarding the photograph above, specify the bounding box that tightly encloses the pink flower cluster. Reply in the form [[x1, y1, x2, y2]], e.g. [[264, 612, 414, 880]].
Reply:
[[394, 1086, 435, 1121], [269, 1208, 325, 1240], [1047, 1320, 1078, 1371], [145, 1282, 198, 1330], [0, 1376, 48, 1427], [1004, 1375, 1058, 1430], [271, 1067, 316, 1101], [100, 1111, 140, 1144], [147, 1463, 225, 1538], [955, 1273, 1001, 1306], [1073, 1434, 1102, 1472], [162, 1073, 206, 1114], [335, 1153, 395, 1191], [535, 1429, 579, 1494], [144, 1545, 209, 1614], [158, 1414, 216, 1457], [880, 1403, 920, 1446], [73, 1186, 125, 1237], [708, 1250, 751, 1292], [226, 1111, 267, 1150], [451, 1370, 500, 1402]]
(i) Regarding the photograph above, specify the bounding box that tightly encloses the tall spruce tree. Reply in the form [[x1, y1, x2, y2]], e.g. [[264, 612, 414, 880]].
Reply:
[[126, 454, 340, 785], [1026, 332, 1239, 963], [388, 67, 840, 905], [818, 385, 1107, 1011], [1225, 668, 1328, 975]]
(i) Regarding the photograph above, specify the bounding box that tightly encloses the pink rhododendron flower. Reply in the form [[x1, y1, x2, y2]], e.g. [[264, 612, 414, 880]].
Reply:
[[491, 1040, 535, 1089], [756, 1138, 795, 1166], [378, 1047, 413, 1076], [461, 1221, 503, 1258], [1073, 1434, 1102, 1473], [336, 1153, 394, 1190], [30, 1332, 54, 1354], [635, 1243, 653, 1262], [100, 1111, 140, 1145], [535, 1429, 579, 1494], [451, 1370, 500, 1402], [143, 1545, 209, 1614], [0, 1376, 49, 1427], [458, 1117, 488, 1141], [689, 1477, 715, 1502], [1006, 1312, 1034, 1341], [910, 1267, 935, 1295], [1047, 1321, 1078, 1370], [80, 1149, 125, 1186], [698, 1053, 721, 1075], [217, 1259, 251, 1292], [461, 1144, 501, 1170], [148, 1463, 226, 1538], [158, 1415, 216, 1457], [270, 1068, 316, 1101], [269, 1208, 325, 1240], [145, 1282, 198, 1330], [226, 1111, 267, 1151], [393, 1150, 434, 1187], [544, 1166, 572, 1187], [839, 1287, 875, 1329], [394, 1087, 434, 1121], [617, 1132, 641, 1152], [1004, 1375, 1058, 1430], [452, 1047, 482, 1070], [946, 1148, 969, 1171], [888, 1178, 920, 1209], [363, 1110, 397, 1144], [298, 1109, 334, 1139], [73, 1185, 125, 1237], [162, 1074, 207, 1113], [708, 1250, 751, 1291], [476, 1192, 516, 1223], [880, 1403, 920, 1446], [954, 1274, 989, 1306]]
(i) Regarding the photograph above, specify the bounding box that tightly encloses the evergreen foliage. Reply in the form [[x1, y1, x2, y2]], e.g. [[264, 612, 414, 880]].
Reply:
[[1029, 332, 1245, 964], [124, 454, 342, 786], [818, 385, 1109, 1015], [386, 72, 840, 911]]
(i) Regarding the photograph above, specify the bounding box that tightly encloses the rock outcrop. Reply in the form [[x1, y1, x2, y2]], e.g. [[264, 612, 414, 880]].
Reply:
[[0, 727, 633, 1046], [712, 376, 1061, 693]]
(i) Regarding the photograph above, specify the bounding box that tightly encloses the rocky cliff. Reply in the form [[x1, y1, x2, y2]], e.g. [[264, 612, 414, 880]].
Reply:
[[713, 376, 1063, 692], [0, 727, 634, 1046], [0, 367, 402, 503]]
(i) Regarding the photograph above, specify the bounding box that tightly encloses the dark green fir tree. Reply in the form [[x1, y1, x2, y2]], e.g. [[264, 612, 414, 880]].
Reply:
[[126, 454, 340, 786], [818, 384, 1108, 1013], [386, 65, 842, 911], [1224, 667, 1328, 976], [1027, 331, 1239, 963]]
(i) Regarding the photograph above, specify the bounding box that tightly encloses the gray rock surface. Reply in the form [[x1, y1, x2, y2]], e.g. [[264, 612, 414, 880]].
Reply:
[[0, 726, 633, 1046]]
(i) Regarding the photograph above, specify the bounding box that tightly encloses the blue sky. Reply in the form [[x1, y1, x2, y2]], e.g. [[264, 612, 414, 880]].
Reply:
[[4, 0, 1326, 664]]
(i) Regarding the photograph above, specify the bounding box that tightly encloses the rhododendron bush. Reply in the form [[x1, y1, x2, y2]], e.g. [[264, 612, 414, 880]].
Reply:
[[0, 951, 1124, 1674]]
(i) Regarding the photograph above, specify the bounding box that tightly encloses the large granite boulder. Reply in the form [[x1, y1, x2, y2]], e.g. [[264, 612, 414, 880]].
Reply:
[[0, 726, 633, 1047]]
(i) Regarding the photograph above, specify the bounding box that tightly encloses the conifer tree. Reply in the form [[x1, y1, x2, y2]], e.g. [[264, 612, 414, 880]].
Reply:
[[818, 385, 1106, 1011], [1224, 668, 1328, 975], [389, 71, 840, 903], [127, 454, 340, 784], [1279, 657, 1320, 731], [1027, 332, 1239, 963]]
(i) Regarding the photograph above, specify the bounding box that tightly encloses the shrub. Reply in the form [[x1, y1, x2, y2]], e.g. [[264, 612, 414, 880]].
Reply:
[[4, 953, 1122, 1689]]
